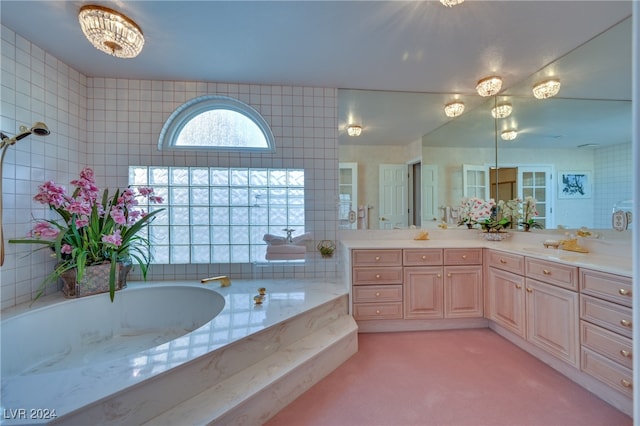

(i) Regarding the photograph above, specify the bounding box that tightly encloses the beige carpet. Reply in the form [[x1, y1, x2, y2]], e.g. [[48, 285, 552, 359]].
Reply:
[[266, 329, 632, 426]]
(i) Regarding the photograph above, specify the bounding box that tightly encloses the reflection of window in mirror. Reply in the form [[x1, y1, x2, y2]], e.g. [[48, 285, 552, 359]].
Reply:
[[462, 165, 488, 200]]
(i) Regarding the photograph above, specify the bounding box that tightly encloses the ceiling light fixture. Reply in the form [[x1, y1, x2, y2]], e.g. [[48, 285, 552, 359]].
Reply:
[[440, 0, 465, 7], [532, 78, 561, 99], [444, 101, 465, 118], [491, 103, 513, 119], [501, 129, 518, 141], [476, 76, 503, 97], [346, 125, 362, 137], [78, 5, 145, 58]]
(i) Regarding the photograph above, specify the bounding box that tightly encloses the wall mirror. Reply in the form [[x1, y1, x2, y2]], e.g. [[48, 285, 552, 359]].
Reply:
[[338, 16, 631, 232]]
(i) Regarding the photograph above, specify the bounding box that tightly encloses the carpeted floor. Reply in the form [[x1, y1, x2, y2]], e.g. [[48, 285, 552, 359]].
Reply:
[[266, 329, 632, 426]]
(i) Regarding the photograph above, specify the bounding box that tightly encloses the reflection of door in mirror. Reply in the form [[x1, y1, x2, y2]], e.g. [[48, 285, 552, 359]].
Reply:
[[338, 162, 358, 229], [379, 164, 408, 229]]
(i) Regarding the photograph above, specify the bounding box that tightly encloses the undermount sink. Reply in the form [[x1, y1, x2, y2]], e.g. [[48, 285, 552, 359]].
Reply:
[[520, 246, 587, 262]]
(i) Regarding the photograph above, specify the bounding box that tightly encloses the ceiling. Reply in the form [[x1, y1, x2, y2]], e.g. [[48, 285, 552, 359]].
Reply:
[[0, 1, 633, 147]]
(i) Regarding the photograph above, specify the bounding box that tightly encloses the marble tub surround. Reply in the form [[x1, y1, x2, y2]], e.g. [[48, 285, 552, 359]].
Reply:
[[1, 279, 356, 425], [339, 228, 632, 276]]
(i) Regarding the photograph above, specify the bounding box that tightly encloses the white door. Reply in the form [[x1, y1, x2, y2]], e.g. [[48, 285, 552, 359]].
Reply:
[[379, 164, 408, 229], [518, 166, 554, 229], [422, 164, 438, 223]]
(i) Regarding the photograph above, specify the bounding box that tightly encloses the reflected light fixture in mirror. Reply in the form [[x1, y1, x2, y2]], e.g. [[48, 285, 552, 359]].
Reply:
[[501, 129, 518, 141], [532, 78, 561, 99], [476, 76, 503, 97], [440, 0, 464, 7], [491, 103, 513, 119], [78, 5, 145, 58], [444, 101, 465, 117], [346, 125, 362, 137]]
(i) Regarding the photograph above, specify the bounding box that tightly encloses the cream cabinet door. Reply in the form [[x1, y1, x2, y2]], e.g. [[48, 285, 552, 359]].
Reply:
[[403, 267, 443, 319], [525, 278, 579, 367], [444, 265, 483, 318], [486, 267, 526, 337]]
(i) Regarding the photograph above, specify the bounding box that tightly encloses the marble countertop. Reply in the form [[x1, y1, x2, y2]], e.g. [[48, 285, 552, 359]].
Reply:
[[1, 278, 347, 424], [340, 237, 632, 276]]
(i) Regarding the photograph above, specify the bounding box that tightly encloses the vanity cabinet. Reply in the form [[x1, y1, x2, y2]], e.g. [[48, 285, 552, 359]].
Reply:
[[579, 269, 633, 399], [404, 248, 483, 319], [486, 251, 579, 367]]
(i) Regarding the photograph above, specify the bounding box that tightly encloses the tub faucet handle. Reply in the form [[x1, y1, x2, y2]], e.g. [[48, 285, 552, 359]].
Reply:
[[201, 275, 231, 287]]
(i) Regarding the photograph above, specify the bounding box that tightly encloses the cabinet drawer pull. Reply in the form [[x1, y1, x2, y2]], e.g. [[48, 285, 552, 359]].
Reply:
[[375, 256, 380, 261], [515, 284, 522, 289], [375, 274, 381, 279], [621, 379, 633, 388], [437, 273, 442, 278], [542, 269, 551, 275], [375, 309, 381, 315], [421, 255, 427, 260], [447, 273, 451, 278], [619, 288, 632, 296], [462, 255, 467, 260], [620, 319, 632, 328], [375, 292, 381, 297], [526, 288, 533, 293], [620, 349, 632, 358], [500, 259, 507, 264]]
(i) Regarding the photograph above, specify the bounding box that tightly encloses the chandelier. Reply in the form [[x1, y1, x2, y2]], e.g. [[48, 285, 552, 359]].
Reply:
[[346, 125, 362, 137], [532, 79, 561, 99], [78, 5, 145, 58], [501, 129, 518, 141], [440, 0, 465, 7], [476, 76, 503, 97], [491, 103, 513, 119], [444, 101, 465, 118]]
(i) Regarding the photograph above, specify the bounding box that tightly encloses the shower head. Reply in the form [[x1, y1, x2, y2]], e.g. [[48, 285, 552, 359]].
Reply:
[[2, 122, 50, 146]]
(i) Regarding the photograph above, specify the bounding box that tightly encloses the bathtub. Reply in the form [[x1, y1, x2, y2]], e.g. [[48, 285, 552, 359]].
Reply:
[[1, 285, 225, 378], [0, 279, 354, 425]]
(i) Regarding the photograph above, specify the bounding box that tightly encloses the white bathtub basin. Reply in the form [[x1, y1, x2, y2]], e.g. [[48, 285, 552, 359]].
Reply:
[[1, 285, 224, 377]]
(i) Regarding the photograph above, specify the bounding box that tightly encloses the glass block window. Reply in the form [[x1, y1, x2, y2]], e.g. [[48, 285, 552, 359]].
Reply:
[[129, 167, 305, 264], [158, 95, 275, 152]]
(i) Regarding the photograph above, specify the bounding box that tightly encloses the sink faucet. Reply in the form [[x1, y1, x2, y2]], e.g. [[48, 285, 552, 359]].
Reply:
[[201, 275, 231, 287]]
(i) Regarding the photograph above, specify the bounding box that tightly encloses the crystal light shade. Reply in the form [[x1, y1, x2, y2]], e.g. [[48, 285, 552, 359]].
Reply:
[[532, 79, 561, 99], [491, 103, 513, 119], [346, 125, 362, 137], [476, 76, 503, 97], [501, 129, 518, 141], [444, 101, 465, 118], [79, 5, 144, 58], [440, 0, 465, 7]]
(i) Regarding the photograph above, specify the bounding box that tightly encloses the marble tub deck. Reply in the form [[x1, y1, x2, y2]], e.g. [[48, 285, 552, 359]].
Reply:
[[1, 278, 356, 425]]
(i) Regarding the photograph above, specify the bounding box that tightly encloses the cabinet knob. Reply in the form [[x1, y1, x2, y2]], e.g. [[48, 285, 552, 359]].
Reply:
[[375, 256, 380, 261], [462, 255, 467, 260], [621, 379, 633, 388], [375, 274, 381, 279], [515, 284, 522, 289], [500, 259, 507, 264], [437, 273, 442, 278], [620, 349, 632, 358], [375, 292, 381, 297], [620, 319, 632, 328], [619, 288, 632, 296], [447, 273, 452, 278], [375, 309, 381, 315], [542, 269, 551, 275], [526, 288, 533, 293]]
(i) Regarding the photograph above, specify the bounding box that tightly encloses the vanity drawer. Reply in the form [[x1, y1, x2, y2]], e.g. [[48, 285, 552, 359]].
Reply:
[[353, 302, 403, 320], [525, 258, 578, 290], [580, 269, 632, 308], [581, 347, 633, 399], [352, 267, 403, 285], [581, 321, 632, 370], [352, 249, 402, 267], [580, 295, 632, 338], [486, 250, 525, 275], [353, 285, 402, 303], [443, 248, 482, 265], [403, 249, 443, 266]]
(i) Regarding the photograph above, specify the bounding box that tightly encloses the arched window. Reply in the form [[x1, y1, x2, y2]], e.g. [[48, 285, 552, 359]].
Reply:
[[158, 95, 275, 152]]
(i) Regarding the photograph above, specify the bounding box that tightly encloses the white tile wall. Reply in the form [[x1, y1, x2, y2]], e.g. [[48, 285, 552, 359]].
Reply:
[[593, 143, 633, 228], [0, 25, 340, 309]]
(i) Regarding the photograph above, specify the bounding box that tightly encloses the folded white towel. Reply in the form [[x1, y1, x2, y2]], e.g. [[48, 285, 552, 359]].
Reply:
[[291, 232, 312, 245], [263, 234, 287, 245], [265, 252, 306, 260], [266, 245, 306, 254]]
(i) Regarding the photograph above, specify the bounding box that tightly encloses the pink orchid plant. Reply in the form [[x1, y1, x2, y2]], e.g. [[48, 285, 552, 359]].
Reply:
[[10, 167, 164, 301]]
